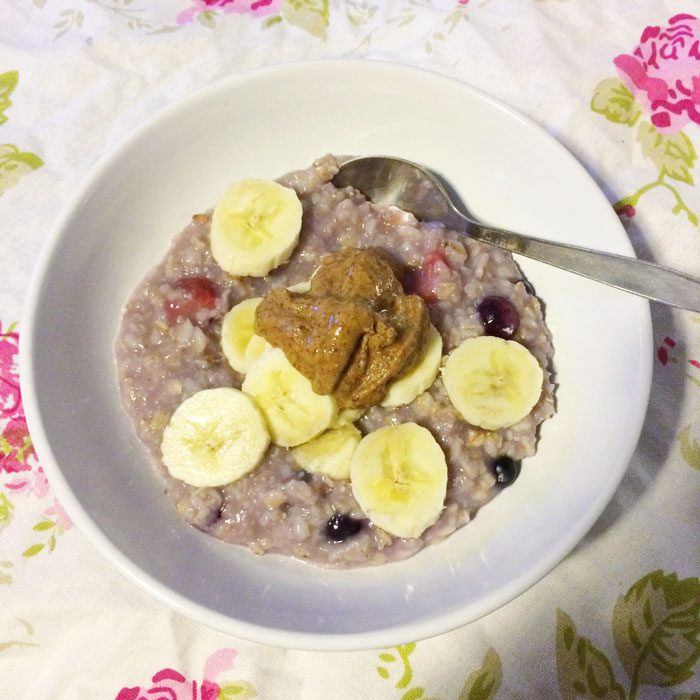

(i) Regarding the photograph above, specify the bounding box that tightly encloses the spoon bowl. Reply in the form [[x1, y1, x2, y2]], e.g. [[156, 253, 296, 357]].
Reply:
[[334, 156, 700, 313]]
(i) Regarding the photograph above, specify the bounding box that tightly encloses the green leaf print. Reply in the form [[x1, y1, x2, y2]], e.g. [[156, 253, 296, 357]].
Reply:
[[556, 609, 625, 700], [612, 570, 700, 695], [282, 0, 329, 39], [590, 78, 641, 126], [671, 694, 700, 700], [395, 644, 416, 688], [22, 543, 45, 558], [591, 74, 698, 227], [0, 494, 14, 532], [400, 689, 424, 700], [0, 618, 38, 652], [218, 680, 256, 698], [459, 648, 502, 700], [0, 71, 18, 126], [376, 643, 430, 697], [0, 560, 13, 585], [345, 0, 378, 27], [197, 11, 217, 29], [679, 425, 700, 470], [0, 71, 44, 194], [375, 643, 503, 699], [0, 144, 43, 194], [614, 171, 699, 227], [636, 122, 697, 185], [262, 15, 282, 29], [53, 9, 84, 40]]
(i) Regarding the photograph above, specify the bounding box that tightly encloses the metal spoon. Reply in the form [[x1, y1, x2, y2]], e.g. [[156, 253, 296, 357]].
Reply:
[[333, 156, 700, 312]]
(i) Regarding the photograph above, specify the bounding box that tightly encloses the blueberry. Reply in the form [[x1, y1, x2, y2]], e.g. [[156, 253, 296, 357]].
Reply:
[[324, 513, 363, 542], [492, 456, 521, 487], [477, 296, 520, 340]]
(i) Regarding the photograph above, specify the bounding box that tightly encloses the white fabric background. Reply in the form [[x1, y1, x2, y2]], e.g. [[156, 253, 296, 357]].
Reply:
[[0, 1, 698, 698]]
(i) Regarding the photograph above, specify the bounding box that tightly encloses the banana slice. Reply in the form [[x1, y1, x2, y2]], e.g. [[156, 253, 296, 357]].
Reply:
[[161, 387, 270, 487], [292, 424, 362, 480], [210, 179, 303, 277], [381, 324, 443, 407], [350, 423, 447, 539], [242, 347, 337, 447], [441, 335, 543, 431], [330, 408, 363, 428], [286, 280, 311, 293], [221, 298, 269, 374]]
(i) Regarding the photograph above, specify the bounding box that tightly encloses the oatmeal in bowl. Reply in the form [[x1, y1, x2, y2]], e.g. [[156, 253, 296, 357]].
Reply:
[[114, 154, 555, 568]]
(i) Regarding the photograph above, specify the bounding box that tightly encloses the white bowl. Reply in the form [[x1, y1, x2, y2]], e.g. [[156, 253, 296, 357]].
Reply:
[[21, 60, 652, 651]]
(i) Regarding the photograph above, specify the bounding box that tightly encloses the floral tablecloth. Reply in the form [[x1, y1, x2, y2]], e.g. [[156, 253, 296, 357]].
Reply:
[[1, 1, 699, 698]]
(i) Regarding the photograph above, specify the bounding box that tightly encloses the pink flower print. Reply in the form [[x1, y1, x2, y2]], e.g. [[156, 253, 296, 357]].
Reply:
[[0, 415, 35, 473], [115, 669, 201, 700], [115, 690, 140, 700], [176, 0, 282, 26], [0, 325, 21, 418], [202, 648, 237, 683], [6, 467, 49, 498], [44, 497, 73, 533], [33, 468, 49, 498], [654, 336, 700, 372], [199, 680, 219, 700], [657, 335, 676, 366], [114, 648, 238, 700], [615, 203, 636, 218], [614, 13, 700, 133]]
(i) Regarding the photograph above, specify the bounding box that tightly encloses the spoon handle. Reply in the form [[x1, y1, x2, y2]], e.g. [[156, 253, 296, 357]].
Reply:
[[462, 219, 700, 313]]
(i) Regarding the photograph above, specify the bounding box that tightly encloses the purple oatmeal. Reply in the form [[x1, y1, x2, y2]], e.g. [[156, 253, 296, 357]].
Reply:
[[114, 155, 555, 567]]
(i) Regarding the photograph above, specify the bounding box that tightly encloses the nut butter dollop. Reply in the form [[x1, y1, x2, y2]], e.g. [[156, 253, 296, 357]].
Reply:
[[254, 248, 430, 409]]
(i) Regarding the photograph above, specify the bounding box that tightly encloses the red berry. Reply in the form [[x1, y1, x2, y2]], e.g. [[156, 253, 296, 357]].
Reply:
[[163, 277, 218, 324], [405, 250, 451, 303]]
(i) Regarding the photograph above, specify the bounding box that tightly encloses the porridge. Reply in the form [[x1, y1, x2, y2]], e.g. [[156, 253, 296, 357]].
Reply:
[[114, 155, 555, 567]]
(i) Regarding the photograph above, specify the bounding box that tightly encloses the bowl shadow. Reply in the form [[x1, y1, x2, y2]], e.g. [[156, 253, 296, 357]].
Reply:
[[570, 212, 687, 551]]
